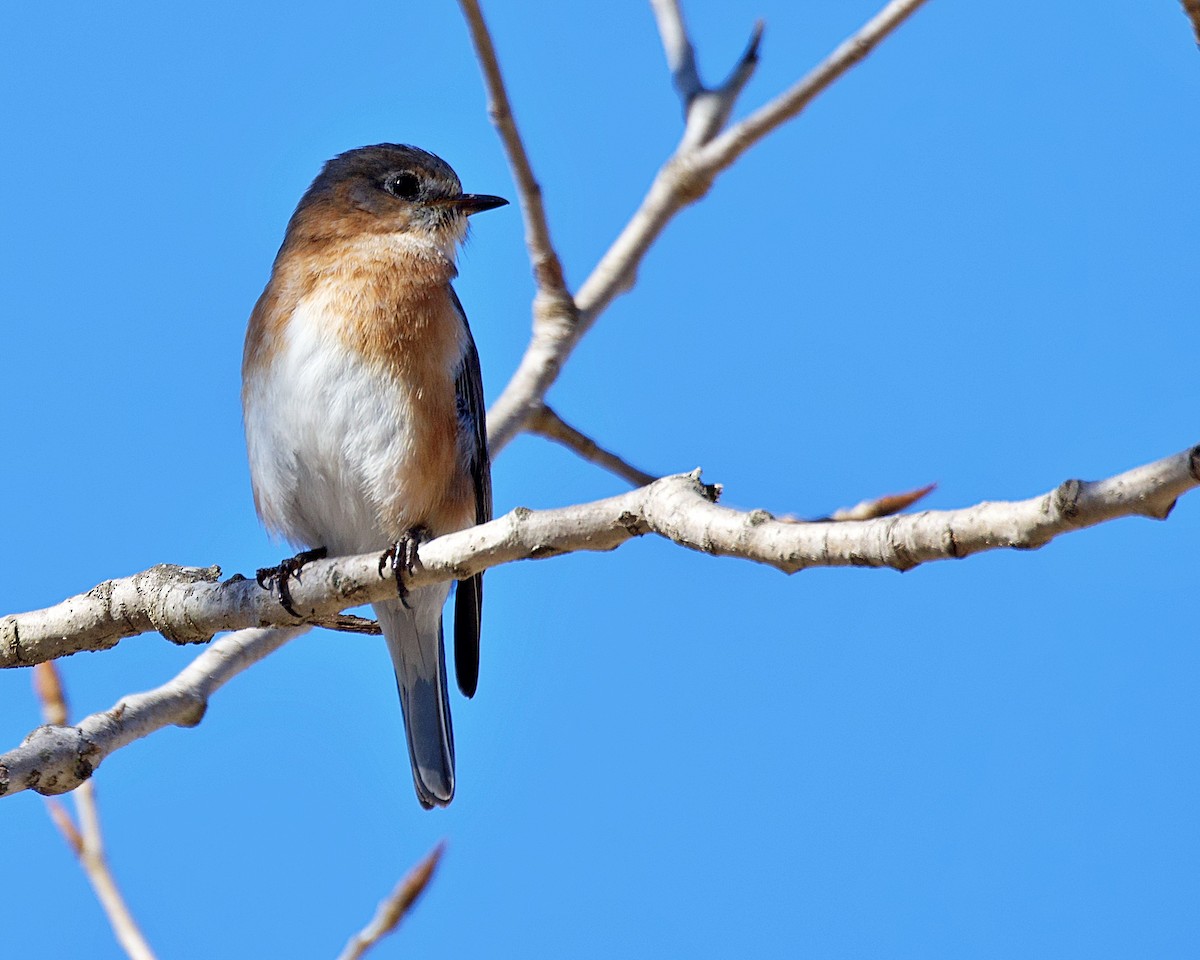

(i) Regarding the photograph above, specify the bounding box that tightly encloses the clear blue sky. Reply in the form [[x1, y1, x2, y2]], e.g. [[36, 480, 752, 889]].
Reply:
[[2, 1, 1197, 957]]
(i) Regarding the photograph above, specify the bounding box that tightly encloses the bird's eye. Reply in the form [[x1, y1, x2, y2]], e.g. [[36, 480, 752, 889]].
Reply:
[[385, 172, 422, 201]]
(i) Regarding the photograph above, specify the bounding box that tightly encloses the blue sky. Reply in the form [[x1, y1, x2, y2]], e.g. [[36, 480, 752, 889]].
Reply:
[[1, 1, 1197, 957]]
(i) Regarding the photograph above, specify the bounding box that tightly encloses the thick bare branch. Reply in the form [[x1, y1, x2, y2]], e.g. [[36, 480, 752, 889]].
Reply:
[[482, 0, 928, 451], [336, 844, 445, 960], [4, 446, 1197, 674], [35, 664, 158, 960], [527, 403, 659, 487], [1, 444, 1195, 796]]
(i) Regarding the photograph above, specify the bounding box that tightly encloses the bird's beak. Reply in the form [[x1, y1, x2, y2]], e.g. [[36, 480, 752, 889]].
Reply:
[[449, 193, 509, 216]]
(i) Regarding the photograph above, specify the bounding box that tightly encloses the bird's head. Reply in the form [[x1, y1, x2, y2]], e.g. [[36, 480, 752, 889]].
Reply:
[[285, 143, 508, 262]]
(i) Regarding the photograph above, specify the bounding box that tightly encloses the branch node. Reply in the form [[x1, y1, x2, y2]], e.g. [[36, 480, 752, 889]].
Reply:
[[0, 616, 23, 666], [173, 694, 209, 729], [615, 510, 645, 536], [665, 153, 716, 204], [532, 288, 580, 340], [533, 262, 574, 308], [19, 724, 100, 796], [140, 565, 221, 646], [691, 475, 722, 503], [1053, 478, 1083, 522], [879, 516, 920, 571], [944, 524, 962, 559]]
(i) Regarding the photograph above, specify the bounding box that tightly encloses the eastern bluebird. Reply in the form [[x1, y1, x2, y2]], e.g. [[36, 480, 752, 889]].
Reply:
[[242, 144, 506, 808]]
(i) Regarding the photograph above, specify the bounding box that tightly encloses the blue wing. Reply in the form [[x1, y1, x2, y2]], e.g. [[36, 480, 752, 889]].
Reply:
[[450, 286, 492, 698]]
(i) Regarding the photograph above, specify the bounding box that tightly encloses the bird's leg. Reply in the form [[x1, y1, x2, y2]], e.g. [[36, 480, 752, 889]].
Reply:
[[378, 527, 431, 610], [256, 547, 328, 618]]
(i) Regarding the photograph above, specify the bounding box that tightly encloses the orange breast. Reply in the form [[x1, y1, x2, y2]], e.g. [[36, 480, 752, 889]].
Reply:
[[335, 250, 473, 536]]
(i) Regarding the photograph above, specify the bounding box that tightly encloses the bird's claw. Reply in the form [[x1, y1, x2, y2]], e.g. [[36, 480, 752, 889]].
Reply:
[[256, 547, 328, 617], [379, 527, 430, 610]]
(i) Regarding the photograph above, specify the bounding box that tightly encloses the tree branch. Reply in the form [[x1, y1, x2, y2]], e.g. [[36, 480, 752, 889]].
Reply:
[[649, 0, 764, 148], [457, 0, 580, 451], [34, 664, 158, 960], [479, 0, 928, 452], [3, 447, 1196, 673], [2, 626, 307, 797], [2, 444, 1195, 797], [697, 0, 929, 171], [459, 0, 571, 297], [335, 843, 445, 960], [527, 402, 659, 487]]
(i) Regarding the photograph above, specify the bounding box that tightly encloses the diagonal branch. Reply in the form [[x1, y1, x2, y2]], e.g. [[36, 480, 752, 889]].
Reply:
[[479, 0, 929, 452], [35, 663, 158, 960], [336, 843, 445, 960], [1, 444, 1196, 798], [2, 626, 307, 797], [456, 0, 578, 330], [699, 0, 931, 171], [527, 402, 659, 487], [575, 0, 930, 327]]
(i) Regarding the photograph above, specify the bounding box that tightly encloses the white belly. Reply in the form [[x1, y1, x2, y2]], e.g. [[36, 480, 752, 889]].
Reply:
[[244, 286, 422, 555]]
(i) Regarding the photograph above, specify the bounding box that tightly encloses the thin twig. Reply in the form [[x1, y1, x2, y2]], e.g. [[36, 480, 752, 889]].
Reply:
[[813, 483, 937, 522], [651, 0, 704, 105], [578, 0, 930, 326], [45, 797, 84, 852], [33, 663, 158, 960], [336, 844, 446, 960], [457, 0, 575, 304], [650, 0, 764, 147], [699, 0, 930, 171], [458, 0, 580, 452], [310, 613, 381, 635], [527, 403, 659, 487]]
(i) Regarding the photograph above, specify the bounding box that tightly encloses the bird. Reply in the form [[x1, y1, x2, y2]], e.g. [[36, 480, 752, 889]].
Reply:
[[241, 143, 506, 808]]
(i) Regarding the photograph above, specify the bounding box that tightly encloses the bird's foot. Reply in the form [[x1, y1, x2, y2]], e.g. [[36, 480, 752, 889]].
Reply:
[[256, 547, 328, 617], [379, 527, 430, 610]]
